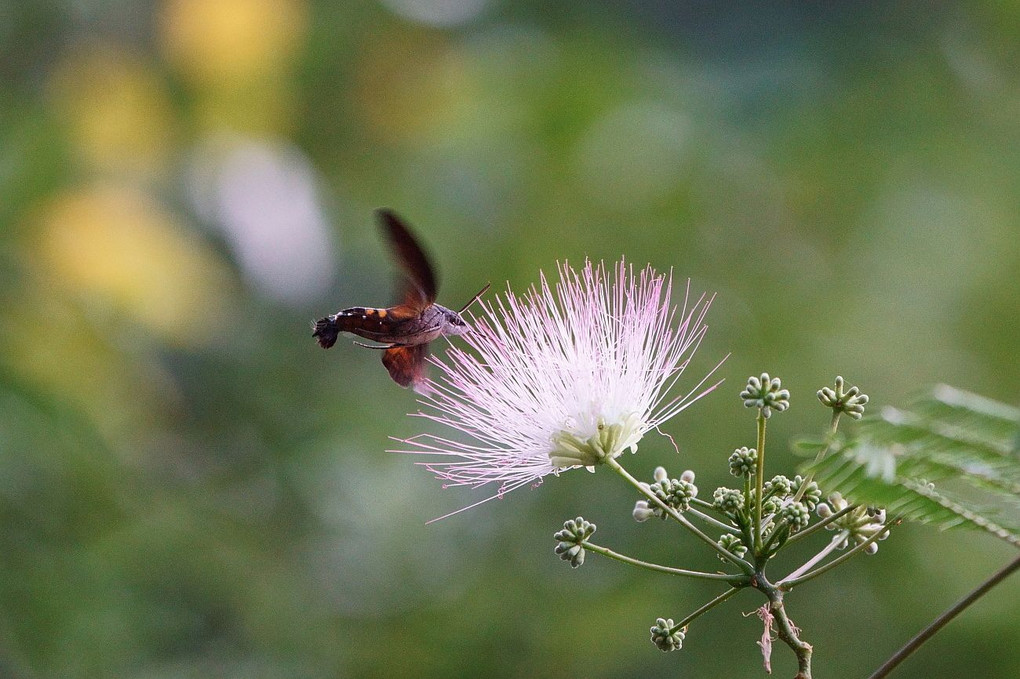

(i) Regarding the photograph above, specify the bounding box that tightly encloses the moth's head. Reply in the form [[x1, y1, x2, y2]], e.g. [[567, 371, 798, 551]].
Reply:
[[443, 310, 471, 336]]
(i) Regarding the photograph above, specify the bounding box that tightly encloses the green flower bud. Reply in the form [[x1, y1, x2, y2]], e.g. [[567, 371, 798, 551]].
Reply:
[[781, 501, 811, 532], [553, 517, 596, 568], [741, 373, 790, 418], [817, 376, 869, 420], [792, 475, 822, 511], [728, 447, 758, 477], [716, 533, 748, 562], [713, 487, 745, 515], [649, 476, 698, 514], [650, 618, 685, 652], [762, 496, 782, 516], [764, 474, 792, 498]]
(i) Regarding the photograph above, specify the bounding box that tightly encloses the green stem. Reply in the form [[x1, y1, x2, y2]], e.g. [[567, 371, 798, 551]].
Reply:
[[781, 532, 850, 583], [758, 520, 789, 557], [755, 573, 813, 678], [754, 409, 766, 555], [868, 553, 1020, 679], [606, 456, 755, 574], [686, 507, 741, 534], [672, 586, 744, 631], [739, 522, 756, 560], [778, 521, 894, 590], [582, 541, 747, 583], [691, 497, 723, 513], [785, 504, 858, 544], [742, 472, 754, 543]]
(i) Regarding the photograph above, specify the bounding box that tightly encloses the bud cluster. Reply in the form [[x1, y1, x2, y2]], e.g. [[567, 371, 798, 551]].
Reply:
[[553, 517, 596, 568], [649, 618, 685, 652], [713, 487, 745, 517], [817, 376, 869, 420], [764, 474, 792, 496], [781, 501, 811, 532], [633, 467, 697, 521], [716, 533, 749, 562], [817, 493, 889, 554], [791, 475, 822, 511], [728, 447, 758, 477], [740, 372, 790, 418]]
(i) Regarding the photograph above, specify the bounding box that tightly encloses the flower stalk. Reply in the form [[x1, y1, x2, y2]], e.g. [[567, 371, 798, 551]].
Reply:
[[867, 553, 1020, 679], [581, 540, 748, 583], [674, 586, 743, 629], [785, 502, 857, 544], [779, 519, 895, 589], [780, 531, 851, 583], [757, 577, 813, 679], [607, 456, 754, 574], [754, 408, 767, 556]]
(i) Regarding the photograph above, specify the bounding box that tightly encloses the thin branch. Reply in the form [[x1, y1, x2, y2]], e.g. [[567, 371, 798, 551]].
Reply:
[[606, 457, 755, 574], [686, 506, 741, 534], [868, 553, 1020, 679], [582, 541, 748, 583], [785, 504, 858, 544], [780, 532, 850, 583], [754, 410, 767, 554], [756, 575, 813, 678], [673, 586, 743, 630], [770, 594, 812, 679], [778, 521, 894, 589]]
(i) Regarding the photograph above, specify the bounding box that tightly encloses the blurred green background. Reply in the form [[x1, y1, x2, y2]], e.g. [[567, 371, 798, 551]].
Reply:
[[1, 0, 1018, 677]]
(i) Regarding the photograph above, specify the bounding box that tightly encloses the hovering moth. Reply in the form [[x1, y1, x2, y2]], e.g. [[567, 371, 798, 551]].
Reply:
[[312, 209, 488, 390]]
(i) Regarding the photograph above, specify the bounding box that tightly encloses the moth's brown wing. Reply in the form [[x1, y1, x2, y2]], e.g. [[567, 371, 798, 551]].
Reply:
[[381, 303, 424, 322], [375, 209, 438, 309], [381, 343, 429, 388]]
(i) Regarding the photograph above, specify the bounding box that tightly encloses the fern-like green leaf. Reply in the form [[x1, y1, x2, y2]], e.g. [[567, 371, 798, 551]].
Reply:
[[801, 385, 1020, 548]]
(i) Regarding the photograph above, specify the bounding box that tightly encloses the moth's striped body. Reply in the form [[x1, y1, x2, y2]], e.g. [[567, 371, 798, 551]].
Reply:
[[313, 303, 466, 349], [312, 209, 487, 390]]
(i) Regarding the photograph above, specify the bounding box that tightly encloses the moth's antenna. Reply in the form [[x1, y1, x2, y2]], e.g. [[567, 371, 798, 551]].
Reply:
[[458, 282, 491, 313]]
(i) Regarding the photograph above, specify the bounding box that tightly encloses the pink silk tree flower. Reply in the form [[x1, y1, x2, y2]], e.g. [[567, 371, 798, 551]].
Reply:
[[393, 259, 726, 517]]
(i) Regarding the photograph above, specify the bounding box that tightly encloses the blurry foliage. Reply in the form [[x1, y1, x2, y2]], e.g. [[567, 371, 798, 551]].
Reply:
[[802, 385, 1020, 545], [0, 1, 1018, 677]]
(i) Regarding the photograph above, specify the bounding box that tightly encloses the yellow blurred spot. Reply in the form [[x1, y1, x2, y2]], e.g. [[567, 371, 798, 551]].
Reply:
[[2, 288, 179, 444], [49, 44, 175, 177], [192, 79, 298, 136], [35, 184, 237, 347], [355, 31, 478, 144], [159, 0, 306, 87]]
